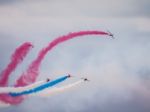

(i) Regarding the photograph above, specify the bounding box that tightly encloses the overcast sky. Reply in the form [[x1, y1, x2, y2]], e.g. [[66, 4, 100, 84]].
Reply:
[[0, 0, 150, 112]]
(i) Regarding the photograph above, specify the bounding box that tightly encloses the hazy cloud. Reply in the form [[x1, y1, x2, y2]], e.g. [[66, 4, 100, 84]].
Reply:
[[0, 0, 150, 112], [0, 0, 150, 17]]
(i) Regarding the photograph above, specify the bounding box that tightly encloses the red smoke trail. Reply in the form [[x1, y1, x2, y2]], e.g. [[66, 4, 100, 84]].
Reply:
[[0, 42, 33, 105], [0, 42, 33, 86], [0, 30, 110, 105], [15, 31, 110, 87]]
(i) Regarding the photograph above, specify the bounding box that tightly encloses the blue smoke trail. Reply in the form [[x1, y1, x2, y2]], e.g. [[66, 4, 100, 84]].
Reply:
[[9, 75, 69, 97]]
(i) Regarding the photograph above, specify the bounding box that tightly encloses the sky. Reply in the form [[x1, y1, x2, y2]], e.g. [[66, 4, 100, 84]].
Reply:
[[0, 0, 150, 112]]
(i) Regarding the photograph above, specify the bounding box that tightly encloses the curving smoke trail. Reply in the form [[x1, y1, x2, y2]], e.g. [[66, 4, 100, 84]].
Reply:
[[0, 42, 33, 86], [31, 80, 84, 97], [0, 30, 111, 105], [0, 79, 83, 108], [15, 31, 110, 87], [0, 42, 33, 105], [10, 75, 69, 97], [0, 80, 46, 93]]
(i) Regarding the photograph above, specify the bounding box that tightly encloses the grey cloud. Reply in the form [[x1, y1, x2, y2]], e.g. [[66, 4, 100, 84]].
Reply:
[[0, 1, 150, 112], [0, 0, 150, 17], [0, 0, 17, 5]]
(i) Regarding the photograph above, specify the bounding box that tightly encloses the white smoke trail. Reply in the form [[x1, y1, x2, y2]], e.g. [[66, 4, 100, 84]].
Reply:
[[0, 80, 46, 93], [31, 80, 84, 97], [0, 79, 84, 108]]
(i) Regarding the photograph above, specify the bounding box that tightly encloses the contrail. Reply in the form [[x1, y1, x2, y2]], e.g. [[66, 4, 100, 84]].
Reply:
[[0, 80, 46, 93], [9, 75, 69, 97], [0, 30, 111, 105], [0, 42, 33, 105], [15, 31, 110, 87], [0, 42, 33, 86], [31, 80, 84, 97], [0, 79, 83, 107]]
